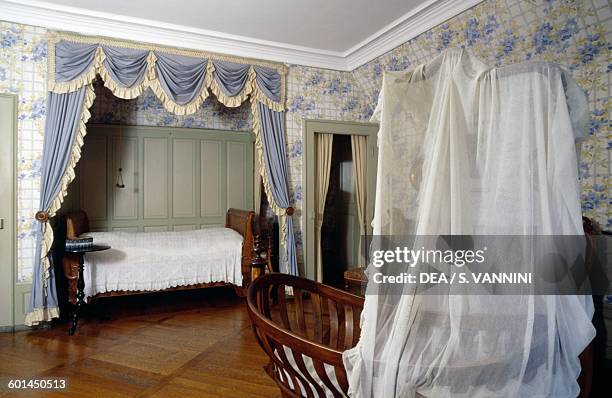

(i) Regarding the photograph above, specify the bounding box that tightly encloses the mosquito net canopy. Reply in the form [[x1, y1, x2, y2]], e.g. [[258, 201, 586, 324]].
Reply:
[[343, 49, 595, 397]]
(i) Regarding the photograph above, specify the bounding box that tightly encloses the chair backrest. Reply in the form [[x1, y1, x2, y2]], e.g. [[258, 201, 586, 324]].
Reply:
[[65, 210, 90, 239], [247, 273, 364, 397]]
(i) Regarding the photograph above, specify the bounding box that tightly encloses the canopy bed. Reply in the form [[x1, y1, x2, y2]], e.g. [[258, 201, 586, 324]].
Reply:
[[27, 32, 299, 326]]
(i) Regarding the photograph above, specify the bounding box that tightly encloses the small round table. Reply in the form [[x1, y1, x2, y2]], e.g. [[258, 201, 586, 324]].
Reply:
[[64, 244, 110, 335]]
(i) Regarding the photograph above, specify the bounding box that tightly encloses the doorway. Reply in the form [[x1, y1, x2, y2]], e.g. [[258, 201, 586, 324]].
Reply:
[[321, 134, 359, 286], [302, 119, 378, 284]]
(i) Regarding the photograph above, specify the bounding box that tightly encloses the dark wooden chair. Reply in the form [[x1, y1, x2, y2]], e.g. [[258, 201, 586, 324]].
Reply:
[[247, 273, 364, 397]]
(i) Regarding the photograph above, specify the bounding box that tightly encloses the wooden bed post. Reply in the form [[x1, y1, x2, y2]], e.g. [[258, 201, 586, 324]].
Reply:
[[226, 208, 257, 297], [250, 234, 269, 281]]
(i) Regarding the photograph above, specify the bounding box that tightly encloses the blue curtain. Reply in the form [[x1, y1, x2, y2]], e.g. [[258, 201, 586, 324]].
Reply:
[[154, 52, 208, 105], [26, 87, 87, 326], [212, 60, 251, 97], [51, 39, 284, 107], [257, 102, 298, 275], [102, 46, 150, 89], [254, 65, 282, 102], [54, 41, 98, 83]]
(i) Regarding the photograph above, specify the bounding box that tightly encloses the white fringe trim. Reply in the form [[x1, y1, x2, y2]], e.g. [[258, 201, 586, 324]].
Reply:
[[24, 307, 60, 327], [251, 99, 291, 272], [47, 34, 287, 114], [209, 64, 255, 108], [27, 84, 96, 327]]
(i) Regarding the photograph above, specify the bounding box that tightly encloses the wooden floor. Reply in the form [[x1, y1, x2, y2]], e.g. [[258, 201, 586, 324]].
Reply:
[[0, 287, 279, 397]]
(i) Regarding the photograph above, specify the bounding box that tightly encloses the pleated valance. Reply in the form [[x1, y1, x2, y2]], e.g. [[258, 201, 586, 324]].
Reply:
[[47, 33, 287, 113], [26, 32, 297, 326]]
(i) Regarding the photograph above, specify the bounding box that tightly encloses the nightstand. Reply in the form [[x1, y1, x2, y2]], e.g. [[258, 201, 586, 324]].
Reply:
[[64, 244, 110, 335]]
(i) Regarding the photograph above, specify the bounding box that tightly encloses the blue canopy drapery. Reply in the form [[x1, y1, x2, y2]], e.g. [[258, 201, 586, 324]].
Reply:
[[26, 32, 297, 325]]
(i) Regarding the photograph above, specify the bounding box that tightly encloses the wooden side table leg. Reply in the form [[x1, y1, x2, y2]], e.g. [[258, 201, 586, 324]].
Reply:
[[69, 253, 85, 336]]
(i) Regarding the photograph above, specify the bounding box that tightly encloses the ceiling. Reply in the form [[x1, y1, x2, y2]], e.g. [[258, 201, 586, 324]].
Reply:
[[1, 0, 482, 70], [34, 0, 425, 52]]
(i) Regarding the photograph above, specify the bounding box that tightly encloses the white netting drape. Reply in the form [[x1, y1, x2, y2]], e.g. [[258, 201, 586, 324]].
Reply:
[[343, 49, 595, 397]]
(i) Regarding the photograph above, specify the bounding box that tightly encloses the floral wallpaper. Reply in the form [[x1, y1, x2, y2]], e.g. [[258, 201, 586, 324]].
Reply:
[[90, 81, 252, 131], [352, 0, 611, 230], [288, 0, 611, 259], [0, 22, 47, 282], [1, 0, 610, 282], [284, 66, 371, 261]]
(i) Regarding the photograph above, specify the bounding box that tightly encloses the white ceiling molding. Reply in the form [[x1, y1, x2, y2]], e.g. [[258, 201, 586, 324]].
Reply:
[[344, 0, 484, 70], [0, 0, 347, 70], [0, 0, 483, 71]]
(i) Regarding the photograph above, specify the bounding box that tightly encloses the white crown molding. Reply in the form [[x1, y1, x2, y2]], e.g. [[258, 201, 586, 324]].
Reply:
[[344, 0, 484, 70], [0, 0, 348, 70], [0, 0, 483, 72]]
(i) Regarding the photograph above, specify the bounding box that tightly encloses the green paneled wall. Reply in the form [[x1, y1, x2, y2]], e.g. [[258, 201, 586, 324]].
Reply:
[[64, 125, 254, 232]]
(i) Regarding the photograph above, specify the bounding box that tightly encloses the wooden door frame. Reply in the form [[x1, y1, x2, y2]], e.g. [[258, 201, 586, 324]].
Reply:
[[302, 119, 379, 280]]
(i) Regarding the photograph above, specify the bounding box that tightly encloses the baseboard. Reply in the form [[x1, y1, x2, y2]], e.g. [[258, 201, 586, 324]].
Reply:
[[0, 324, 32, 333]]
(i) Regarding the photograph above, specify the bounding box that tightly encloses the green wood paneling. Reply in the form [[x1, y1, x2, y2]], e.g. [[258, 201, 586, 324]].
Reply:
[[65, 124, 254, 232]]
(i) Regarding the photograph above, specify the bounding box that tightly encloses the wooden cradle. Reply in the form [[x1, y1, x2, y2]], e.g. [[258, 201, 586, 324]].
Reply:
[[247, 273, 594, 398], [247, 272, 364, 397], [62, 208, 264, 303]]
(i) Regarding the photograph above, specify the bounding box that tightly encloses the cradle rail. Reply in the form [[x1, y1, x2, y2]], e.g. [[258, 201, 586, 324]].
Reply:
[[247, 273, 364, 398]]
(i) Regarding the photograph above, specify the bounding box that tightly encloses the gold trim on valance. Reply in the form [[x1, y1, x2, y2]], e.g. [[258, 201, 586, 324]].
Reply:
[[208, 64, 256, 108], [47, 31, 287, 112]]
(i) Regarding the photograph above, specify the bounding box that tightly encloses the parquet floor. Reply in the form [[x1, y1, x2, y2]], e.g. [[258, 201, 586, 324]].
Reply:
[[0, 287, 279, 397]]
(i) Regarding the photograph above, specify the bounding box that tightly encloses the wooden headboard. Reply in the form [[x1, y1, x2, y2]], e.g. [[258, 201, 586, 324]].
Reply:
[[65, 208, 253, 240], [226, 208, 255, 238], [65, 210, 90, 239], [226, 208, 256, 288]]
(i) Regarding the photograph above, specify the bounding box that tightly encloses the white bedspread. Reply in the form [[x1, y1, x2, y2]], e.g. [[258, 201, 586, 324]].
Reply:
[[81, 228, 244, 298]]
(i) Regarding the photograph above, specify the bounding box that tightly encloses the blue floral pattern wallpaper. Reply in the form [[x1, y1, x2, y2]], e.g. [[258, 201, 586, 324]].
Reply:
[[1, 0, 610, 281], [90, 82, 253, 132], [352, 0, 610, 231], [0, 22, 47, 281]]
